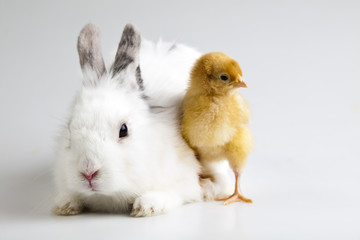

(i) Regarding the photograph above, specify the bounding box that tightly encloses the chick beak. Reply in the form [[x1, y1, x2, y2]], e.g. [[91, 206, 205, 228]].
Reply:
[[235, 75, 247, 88]]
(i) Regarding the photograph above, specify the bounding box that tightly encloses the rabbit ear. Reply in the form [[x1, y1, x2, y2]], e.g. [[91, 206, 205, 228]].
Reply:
[[111, 24, 143, 91], [77, 23, 106, 85]]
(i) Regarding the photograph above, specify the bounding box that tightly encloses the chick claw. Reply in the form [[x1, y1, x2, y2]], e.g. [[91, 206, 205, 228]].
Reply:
[[216, 193, 253, 205]]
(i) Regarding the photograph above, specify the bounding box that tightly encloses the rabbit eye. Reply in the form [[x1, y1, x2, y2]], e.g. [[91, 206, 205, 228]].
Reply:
[[220, 74, 229, 81], [119, 124, 128, 138]]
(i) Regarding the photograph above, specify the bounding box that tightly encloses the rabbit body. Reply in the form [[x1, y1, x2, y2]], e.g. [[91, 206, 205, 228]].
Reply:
[[53, 24, 202, 217]]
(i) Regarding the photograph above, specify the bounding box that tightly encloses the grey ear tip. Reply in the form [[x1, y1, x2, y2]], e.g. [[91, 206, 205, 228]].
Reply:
[[123, 23, 140, 36], [78, 23, 101, 50], [84, 22, 97, 29], [79, 23, 100, 37], [124, 23, 136, 30], [77, 23, 106, 78]]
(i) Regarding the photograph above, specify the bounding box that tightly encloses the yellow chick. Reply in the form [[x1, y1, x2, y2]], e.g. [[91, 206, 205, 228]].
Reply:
[[181, 52, 253, 205]]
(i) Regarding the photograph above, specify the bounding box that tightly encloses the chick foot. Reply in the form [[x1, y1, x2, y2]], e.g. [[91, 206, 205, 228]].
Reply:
[[216, 192, 252, 205], [216, 169, 252, 205]]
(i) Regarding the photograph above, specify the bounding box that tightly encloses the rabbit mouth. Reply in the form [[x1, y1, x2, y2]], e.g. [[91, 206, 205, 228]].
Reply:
[[87, 183, 98, 192], [80, 180, 99, 193], [80, 170, 100, 192]]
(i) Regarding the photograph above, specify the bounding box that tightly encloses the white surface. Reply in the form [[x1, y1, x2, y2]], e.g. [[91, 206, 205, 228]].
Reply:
[[1, 0, 359, 239]]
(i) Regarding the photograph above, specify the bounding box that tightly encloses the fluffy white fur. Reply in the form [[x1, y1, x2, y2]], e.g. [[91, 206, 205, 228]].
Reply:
[[53, 24, 203, 217], [140, 40, 202, 108]]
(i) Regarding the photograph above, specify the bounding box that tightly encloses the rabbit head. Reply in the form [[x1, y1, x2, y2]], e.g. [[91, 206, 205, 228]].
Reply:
[[58, 23, 153, 197]]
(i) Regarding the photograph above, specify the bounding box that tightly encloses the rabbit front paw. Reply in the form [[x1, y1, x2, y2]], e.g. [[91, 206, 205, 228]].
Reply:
[[130, 191, 180, 217], [53, 201, 83, 216], [200, 177, 217, 201]]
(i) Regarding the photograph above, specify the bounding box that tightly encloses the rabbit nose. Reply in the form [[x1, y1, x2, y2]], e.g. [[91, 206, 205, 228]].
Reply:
[[82, 170, 99, 181]]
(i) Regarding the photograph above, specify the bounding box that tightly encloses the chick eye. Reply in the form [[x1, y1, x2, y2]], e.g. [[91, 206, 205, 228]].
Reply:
[[220, 74, 229, 81], [119, 124, 128, 138]]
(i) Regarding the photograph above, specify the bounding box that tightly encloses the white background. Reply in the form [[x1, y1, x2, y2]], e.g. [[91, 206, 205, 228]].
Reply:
[[0, 0, 359, 239]]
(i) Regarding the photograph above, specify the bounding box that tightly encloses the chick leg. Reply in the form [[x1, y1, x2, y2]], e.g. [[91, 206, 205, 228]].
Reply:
[[217, 126, 253, 204], [216, 169, 252, 205]]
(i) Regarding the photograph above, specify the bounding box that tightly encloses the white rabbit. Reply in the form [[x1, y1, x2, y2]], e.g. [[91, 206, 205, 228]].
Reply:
[[53, 23, 203, 217]]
